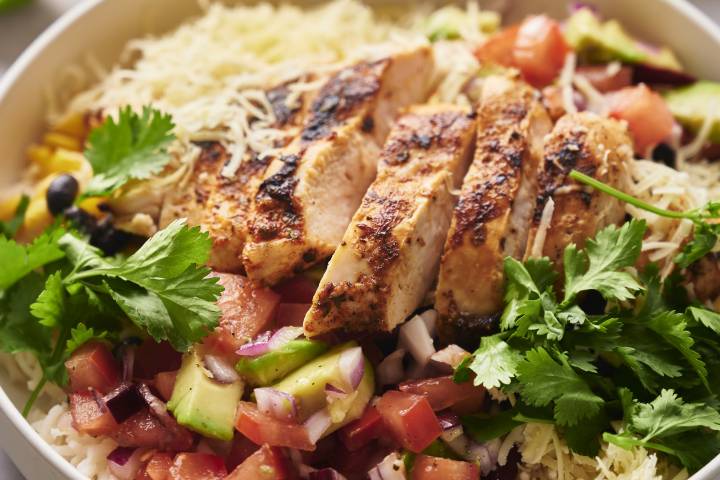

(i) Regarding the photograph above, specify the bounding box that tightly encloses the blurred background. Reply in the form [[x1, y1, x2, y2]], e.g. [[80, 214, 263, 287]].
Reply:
[[0, 0, 719, 478]]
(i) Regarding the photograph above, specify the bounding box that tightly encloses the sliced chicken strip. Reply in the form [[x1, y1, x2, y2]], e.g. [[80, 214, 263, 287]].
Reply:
[[243, 47, 435, 285], [159, 82, 313, 272], [435, 75, 552, 345], [525, 112, 632, 268], [303, 104, 476, 336]]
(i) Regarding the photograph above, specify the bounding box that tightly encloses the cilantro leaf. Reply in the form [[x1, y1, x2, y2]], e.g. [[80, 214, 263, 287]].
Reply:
[[632, 389, 720, 440], [63, 220, 222, 351], [562, 220, 646, 305], [0, 228, 65, 290], [645, 311, 708, 389], [462, 334, 522, 389], [675, 224, 718, 269], [30, 272, 66, 328], [66, 323, 109, 355], [84, 106, 175, 197], [462, 410, 522, 443], [0, 194, 29, 238], [0, 273, 53, 355], [688, 306, 720, 335], [516, 348, 604, 426]]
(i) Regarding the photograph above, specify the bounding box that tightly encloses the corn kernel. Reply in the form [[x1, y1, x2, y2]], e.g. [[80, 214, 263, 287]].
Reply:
[[43, 132, 81, 152], [47, 148, 87, 175], [0, 193, 22, 221], [26, 144, 53, 167], [54, 112, 86, 138], [78, 197, 105, 218]]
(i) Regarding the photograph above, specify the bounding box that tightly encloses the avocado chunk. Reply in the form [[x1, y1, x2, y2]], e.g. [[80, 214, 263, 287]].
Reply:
[[168, 351, 243, 441], [665, 81, 720, 144], [565, 8, 680, 70], [272, 342, 374, 430], [235, 339, 328, 386]]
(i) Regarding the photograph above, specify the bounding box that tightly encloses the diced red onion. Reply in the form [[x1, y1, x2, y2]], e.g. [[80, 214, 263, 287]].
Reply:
[[325, 383, 348, 400], [467, 439, 501, 475], [377, 349, 405, 386], [304, 408, 332, 444], [437, 410, 461, 431], [368, 452, 405, 480], [308, 468, 348, 480], [429, 344, 470, 373], [268, 326, 304, 351], [107, 447, 145, 480], [419, 309, 437, 337], [122, 347, 135, 382], [236, 331, 272, 357], [632, 63, 696, 87], [398, 315, 435, 367], [103, 383, 144, 423], [569, 2, 598, 15], [339, 346, 364, 391], [255, 388, 298, 421], [204, 354, 240, 384]]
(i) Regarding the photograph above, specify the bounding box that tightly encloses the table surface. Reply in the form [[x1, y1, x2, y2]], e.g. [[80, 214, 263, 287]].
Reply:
[[1, 0, 720, 478]]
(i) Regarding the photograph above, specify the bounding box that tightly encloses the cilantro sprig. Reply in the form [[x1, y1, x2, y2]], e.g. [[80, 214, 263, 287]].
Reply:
[[83, 106, 175, 198], [569, 169, 720, 268], [456, 219, 720, 471], [0, 219, 223, 415]]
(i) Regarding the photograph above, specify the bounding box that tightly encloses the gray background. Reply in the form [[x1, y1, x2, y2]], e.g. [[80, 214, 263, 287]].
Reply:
[[1, 0, 719, 478]]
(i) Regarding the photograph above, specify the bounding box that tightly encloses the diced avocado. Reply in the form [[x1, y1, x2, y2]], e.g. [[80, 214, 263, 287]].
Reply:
[[565, 8, 681, 70], [665, 81, 720, 144], [235, 339, 328, 386], [272, 342, 374, 429], [168, 350, 243, 441], [423, 6, 500, 42]]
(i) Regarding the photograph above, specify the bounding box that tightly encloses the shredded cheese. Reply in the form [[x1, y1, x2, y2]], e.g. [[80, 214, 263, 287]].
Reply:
[[530, 197, 555, 259]]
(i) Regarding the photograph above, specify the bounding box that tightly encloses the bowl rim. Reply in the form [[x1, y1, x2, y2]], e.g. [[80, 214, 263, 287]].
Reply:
[[1, 0, 720, 479]]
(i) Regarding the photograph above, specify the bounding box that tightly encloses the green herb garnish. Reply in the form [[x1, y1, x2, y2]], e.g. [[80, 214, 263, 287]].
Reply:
[[83, 106, 175, 198], [455, 219, 720, 471]]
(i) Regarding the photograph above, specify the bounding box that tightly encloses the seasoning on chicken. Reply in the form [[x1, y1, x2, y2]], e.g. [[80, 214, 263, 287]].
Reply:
[[159, 82, 313, 272], [242, 47, 435, 285], [435, 76, 552, 346], [303, 104, 476, 336], [525, 112, 633, 268]]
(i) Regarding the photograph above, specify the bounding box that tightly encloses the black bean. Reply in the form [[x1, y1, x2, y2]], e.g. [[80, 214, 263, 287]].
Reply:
[[652, 143, 676, 169], [90, 216, 131, 255], [46, 174, 79, 215], [64, 205, 98, 233]]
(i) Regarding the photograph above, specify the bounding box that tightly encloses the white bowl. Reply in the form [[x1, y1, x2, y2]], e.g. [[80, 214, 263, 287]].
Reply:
[[1, 0, 719, 478]]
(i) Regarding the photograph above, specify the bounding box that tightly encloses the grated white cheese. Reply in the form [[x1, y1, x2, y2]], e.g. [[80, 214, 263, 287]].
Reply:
[[529, 197, 555, 259], [559, 52, 578, 115]]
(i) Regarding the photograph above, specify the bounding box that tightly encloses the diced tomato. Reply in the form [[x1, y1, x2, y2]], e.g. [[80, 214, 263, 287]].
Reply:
[[226, 434, 260, 471], [69, 391, 118, 436], [142, 453, 173, 480], [376, 391, 442, 453], [275, 303, 311, 328], [330, 442, 393, 478], [235, 402, 315, 451], [576, 65, 633, 93], [153, 371, 177, 402], [203, 274, 280, 356], [65, 341, 120, 394], [607, 84, 675, 154], [134, 341, 182, 380], [513, 15, 569, 87], [398, 376, 487, 412], [169, 453, 227, 480], [411, 455, 479, 480], [226, 445, 297, 480], [474, 25, 519, 67], [274, 276, 318, 304], [339, 405, 386, 451], [111, 409, 193, 451]]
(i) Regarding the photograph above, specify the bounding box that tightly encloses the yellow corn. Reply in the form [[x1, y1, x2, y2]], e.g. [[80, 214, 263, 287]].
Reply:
[[46, 148, 87, 175], [79, 197, 105, 218], [26, 144, 53, 169], [21, 174, 58, 239], [43, 132, 81, 152], [54, 112, 86, 138], [0, 193, 22, 221]]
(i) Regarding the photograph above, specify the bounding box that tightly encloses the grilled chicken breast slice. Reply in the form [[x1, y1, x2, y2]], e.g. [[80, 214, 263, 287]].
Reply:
[[243, 47, 435, 285], [303, 105, 476, 336], [159, 83, 312, 272], [435, 76, 552, 345], [525, 112, 633, 267]]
